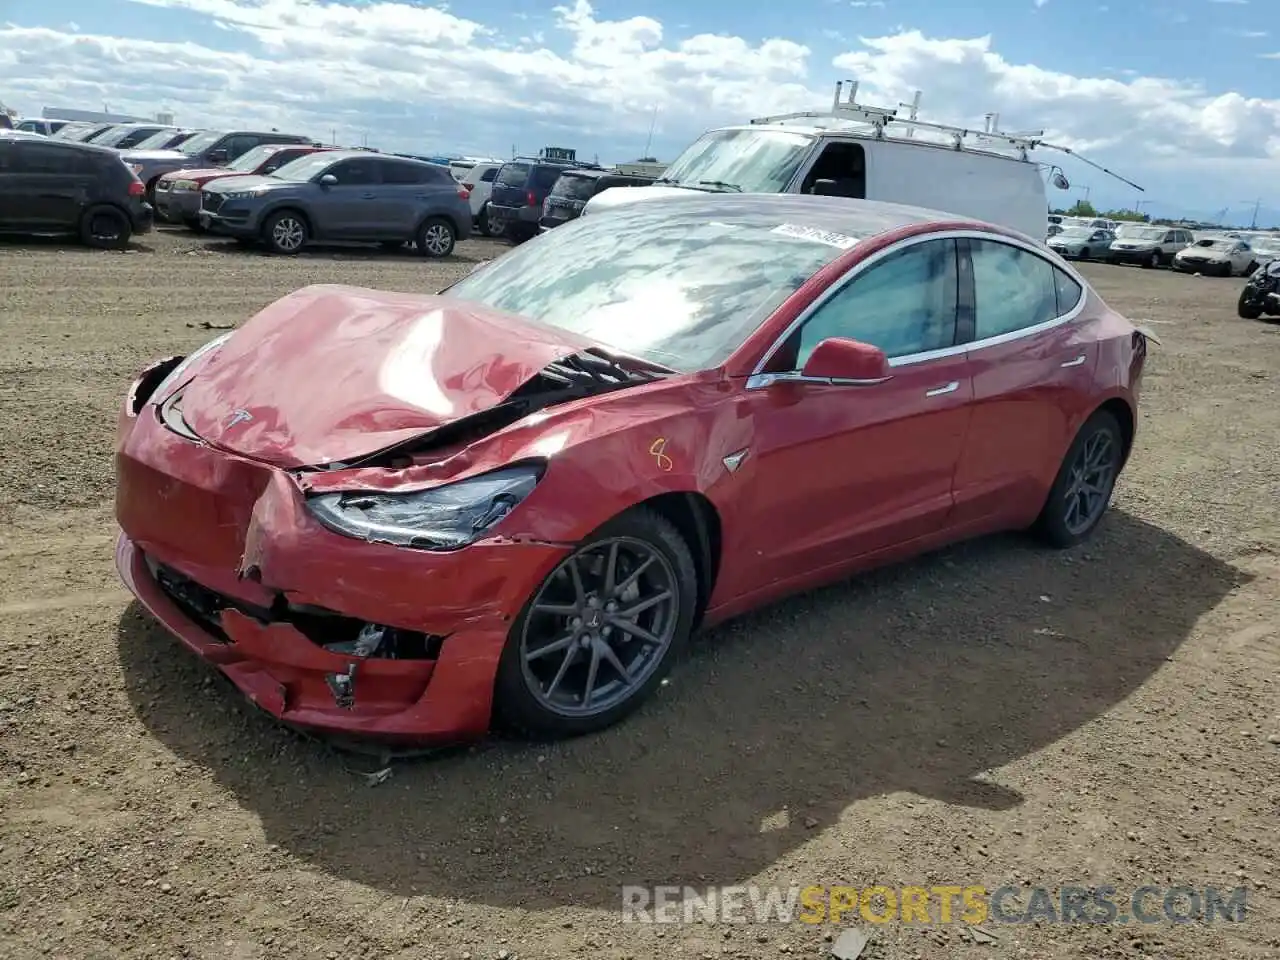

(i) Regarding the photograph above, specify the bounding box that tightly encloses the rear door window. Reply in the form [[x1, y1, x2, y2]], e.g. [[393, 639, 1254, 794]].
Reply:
[[479, 167, 498, 183], [380, 160, 429, 185]]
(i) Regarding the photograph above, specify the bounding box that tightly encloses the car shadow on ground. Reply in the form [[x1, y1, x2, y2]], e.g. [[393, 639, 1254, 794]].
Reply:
[[186, 234, 495, 263], [0, 234, 155, 254], [115, 510, 1248, 911]]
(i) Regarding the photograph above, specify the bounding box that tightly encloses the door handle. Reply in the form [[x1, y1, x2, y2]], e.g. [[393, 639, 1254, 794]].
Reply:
[[925, 381, 959, 397], [1060, 354, 1087, 368], [361, 192, 377, 200]]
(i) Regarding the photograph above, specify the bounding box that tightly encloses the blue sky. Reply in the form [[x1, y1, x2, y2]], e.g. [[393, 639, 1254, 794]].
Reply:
[[1, 0, 1277, 224]]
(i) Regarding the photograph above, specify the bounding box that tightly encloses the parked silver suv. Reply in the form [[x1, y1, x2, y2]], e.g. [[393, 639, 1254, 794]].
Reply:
[[1107, 225, 1192, 268], [198, 150, 473, 256]]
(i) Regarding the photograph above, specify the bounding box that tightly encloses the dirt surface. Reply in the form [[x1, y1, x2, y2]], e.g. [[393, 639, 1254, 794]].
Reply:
[[0, 228, 1277, 960]]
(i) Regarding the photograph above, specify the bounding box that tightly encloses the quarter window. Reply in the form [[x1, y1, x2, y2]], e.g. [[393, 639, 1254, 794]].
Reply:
[[791, 238, 959, 364], [479, 167, 498, 182], [969, 239, 1060, 339]]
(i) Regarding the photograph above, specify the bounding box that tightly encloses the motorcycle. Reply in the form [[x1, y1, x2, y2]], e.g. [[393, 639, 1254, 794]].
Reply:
[[1237, 259, 1280, 321]]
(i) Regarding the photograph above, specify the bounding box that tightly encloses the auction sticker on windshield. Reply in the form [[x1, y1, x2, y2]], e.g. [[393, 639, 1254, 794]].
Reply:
[[770, 223, 860, 249]]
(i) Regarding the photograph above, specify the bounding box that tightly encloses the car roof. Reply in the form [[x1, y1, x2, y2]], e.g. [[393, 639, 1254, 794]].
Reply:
[[317, 149, 430, 164], [588, 191, 994, 238], [0, 130, 118, 155]]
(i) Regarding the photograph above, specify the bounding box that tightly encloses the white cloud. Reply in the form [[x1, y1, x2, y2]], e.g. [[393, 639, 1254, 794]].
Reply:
[[0, 1, 1276, 208]]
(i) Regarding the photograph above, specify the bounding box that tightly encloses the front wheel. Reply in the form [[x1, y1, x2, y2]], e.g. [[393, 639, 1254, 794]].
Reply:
[[79, 206, 132, 250], [1079, 247, 1091, 260], [261, 210, 308, 255], [1034, 409, 1124, 548], [1145, 250, 1161, 269], [493, 507, 699, 739], [1238, 288, 1264, 320], [416, 217, 456, 258]]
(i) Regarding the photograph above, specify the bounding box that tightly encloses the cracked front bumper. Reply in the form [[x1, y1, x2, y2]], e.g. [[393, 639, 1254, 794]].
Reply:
[[114, 395, 570, 742]]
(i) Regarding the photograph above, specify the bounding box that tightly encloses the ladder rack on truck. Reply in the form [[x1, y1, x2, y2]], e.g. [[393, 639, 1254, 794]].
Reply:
[[750, 81, 1143, 191]]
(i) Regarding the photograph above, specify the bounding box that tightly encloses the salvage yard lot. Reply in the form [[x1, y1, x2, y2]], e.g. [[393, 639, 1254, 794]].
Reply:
[[1, 228, 1277, 960]]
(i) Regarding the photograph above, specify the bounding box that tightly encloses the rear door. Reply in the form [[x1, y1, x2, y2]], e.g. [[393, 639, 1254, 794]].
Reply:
[[3, 141, 91, 229], [377, 159, 436, 236], [950, 236, 1098, 528], [490, 161, 531, 210]]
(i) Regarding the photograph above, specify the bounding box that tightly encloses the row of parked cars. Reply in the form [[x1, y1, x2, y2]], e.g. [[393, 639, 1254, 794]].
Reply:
[[1047, 220, 1280, 276], [0, 117, 660, 254]]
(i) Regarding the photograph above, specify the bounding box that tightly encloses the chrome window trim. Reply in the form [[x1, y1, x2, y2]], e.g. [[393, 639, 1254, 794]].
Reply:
[[748, 229, 1090, 380]]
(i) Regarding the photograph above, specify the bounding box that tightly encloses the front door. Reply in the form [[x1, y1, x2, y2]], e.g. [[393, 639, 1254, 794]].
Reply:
[[737, 237, 974, 590], [951, 237, 1100, 528], [309, 157, 383, 239]]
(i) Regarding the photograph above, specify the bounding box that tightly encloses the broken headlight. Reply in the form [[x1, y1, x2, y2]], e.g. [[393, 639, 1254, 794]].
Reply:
[[306, 463, 543, 550], [149, 331, 233, 404]]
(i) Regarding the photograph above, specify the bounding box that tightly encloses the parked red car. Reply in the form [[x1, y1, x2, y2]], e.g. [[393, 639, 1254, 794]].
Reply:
[[114, 194, 1152, 744], [153, 143, 332, 229]]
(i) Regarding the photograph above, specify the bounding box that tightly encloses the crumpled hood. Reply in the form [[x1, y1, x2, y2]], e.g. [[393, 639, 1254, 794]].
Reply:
[[202, 174, 290, 195], [1179, 246, 1228, 260], [178, 284, 599, 468]]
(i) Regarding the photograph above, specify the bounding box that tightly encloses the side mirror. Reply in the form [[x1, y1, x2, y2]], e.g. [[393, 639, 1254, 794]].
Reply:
[[1050, 171, 1070, 190], [801, 338, 891, 383], [207, 149, 229, 165], [811, 178, 837, 196], [318, 174, 338, 187]]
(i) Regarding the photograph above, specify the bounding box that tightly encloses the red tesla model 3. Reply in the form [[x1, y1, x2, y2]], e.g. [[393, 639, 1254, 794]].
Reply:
[[114, 193, 1151, 744]]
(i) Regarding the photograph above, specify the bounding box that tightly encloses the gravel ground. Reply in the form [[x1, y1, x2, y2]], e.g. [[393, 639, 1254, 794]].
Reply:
[[0, 228, 1277, 960]]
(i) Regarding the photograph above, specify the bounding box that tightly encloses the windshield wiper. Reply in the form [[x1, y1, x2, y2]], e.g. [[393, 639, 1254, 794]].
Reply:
[[693, 180, 742, 192]]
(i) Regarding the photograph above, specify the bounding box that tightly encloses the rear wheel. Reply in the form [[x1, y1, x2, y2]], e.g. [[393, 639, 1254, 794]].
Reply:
[[1145, 250, 1161, 269], [416, 217, 455, 258], [79, 206, 131, 250], [262, 210, 308, 255], [1238, 288, 1263, 320], [478, 203, 497, 237], [1034, 409, 1124, 548], [494, 508, 698, 739]]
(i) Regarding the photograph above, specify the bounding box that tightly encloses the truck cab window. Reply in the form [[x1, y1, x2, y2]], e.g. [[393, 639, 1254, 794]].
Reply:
[[801, 142, 866, 199]]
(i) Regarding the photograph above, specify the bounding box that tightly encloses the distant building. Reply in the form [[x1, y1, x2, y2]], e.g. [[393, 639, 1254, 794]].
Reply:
[[42, 106, 150, 123]]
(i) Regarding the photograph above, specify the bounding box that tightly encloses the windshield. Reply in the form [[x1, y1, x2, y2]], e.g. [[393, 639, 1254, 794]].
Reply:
[[134, 129, 187, 150], [269, 152, 336, 181], [1119, 227, 1167, 241], [94, 126, 145, 147], [178, 131, 224, 156], [550, 174, 598, 201], [444, 203, 858, 372], [660, 129, 813, 193], [1058, 227, 1093, 238], [226, 145, 279, 173]]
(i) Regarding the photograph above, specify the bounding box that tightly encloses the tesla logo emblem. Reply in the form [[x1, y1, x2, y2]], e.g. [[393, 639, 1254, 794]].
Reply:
[[225, 409, 253, 428], [649, 437, 673, 472]]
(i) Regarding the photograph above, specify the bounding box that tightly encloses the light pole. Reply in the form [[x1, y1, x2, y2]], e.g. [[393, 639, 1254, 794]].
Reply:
[[1241, 199, 1261, 230]]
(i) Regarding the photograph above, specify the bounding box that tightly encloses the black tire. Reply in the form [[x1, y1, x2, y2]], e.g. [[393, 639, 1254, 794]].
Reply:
[[145, 178, 159, 206], [261, 209, 308, 255], [79, 205, 132, 250], [416, 216, 456, 258], [477, 203, 494, 237], [1238, 288, 1263, 320], [1034, 409, 1124, 548], [493, 507, 699, 739], [184, 217, 206, 234], [1143, 250, 1161, 269]]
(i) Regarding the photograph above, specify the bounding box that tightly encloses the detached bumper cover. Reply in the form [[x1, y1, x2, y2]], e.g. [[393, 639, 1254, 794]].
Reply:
[[114, 400, 570, 742]]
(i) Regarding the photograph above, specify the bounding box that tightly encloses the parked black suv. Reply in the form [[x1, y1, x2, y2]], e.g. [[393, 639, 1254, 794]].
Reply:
[[0, 131, 153, 248], [539, 168, 657, 231], [489, 158, 600, 241]]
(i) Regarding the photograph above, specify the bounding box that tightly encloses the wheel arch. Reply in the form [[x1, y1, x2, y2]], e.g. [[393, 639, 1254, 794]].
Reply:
[[416, 210, 461, 239], [1094, 396, 1135, 467], [632, 491, 722, 630], [262, 204, 314, 237]]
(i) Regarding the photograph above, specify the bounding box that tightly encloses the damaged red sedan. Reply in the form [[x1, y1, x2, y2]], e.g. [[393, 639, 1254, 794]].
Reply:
[[115, 193, 1151, 743]]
